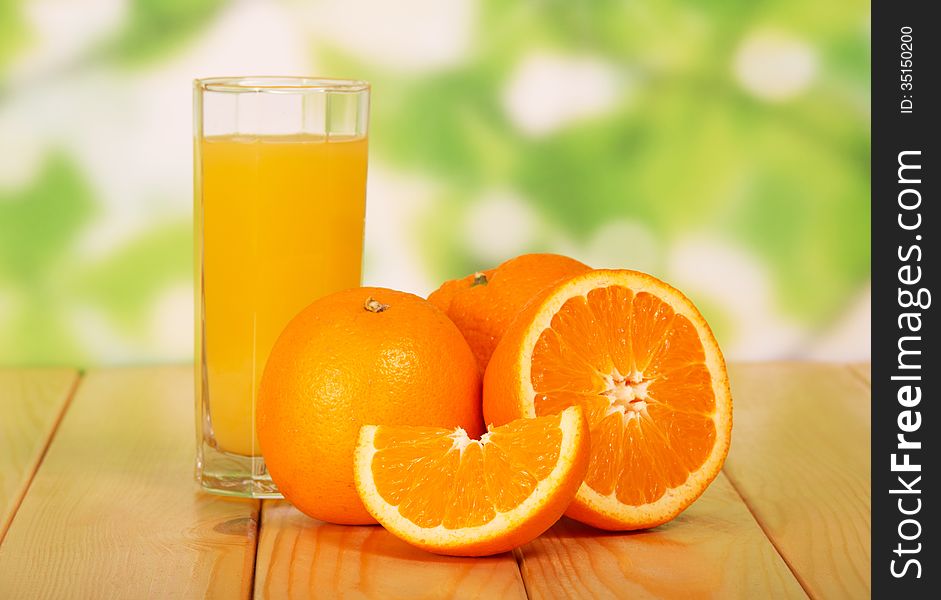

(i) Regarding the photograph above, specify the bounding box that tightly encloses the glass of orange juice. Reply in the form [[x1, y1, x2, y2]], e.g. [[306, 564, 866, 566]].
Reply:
[[193, 77, 369, 497]]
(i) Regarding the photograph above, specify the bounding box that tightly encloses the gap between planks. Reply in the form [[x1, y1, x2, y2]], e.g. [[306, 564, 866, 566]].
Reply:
[[0, 367, 261, 599], [253, 499, 528, 599], [514, 473, 806, 600], [723, 362, 870, 599], [0, 368, 82, 545], [723, 362, 871, 599], [720, 467, 814, 600], [847, 363, 871, 389]]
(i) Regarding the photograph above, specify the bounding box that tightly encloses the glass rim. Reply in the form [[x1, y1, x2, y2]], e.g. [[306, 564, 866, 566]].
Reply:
[[195, 76, 370, 94]]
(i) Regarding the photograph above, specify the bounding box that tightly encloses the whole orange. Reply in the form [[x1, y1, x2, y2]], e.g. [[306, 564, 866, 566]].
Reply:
[[428, 253, 591, 373], [257, 287, 484, 525]]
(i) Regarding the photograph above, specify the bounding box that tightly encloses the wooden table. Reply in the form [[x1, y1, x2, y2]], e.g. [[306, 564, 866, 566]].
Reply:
[[0, 363, 871, 599]]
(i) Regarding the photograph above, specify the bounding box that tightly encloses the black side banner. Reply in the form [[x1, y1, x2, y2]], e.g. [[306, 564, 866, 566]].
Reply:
[[873, 1, 937, 596]]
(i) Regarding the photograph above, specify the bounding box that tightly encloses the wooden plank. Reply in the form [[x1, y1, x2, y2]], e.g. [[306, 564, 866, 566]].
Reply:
[[0, 367, 259, 599], [0, 368, 78, 542], [516, 474, 807, 599], [724, 362, 870, 598], [254, 500, 528, 599]]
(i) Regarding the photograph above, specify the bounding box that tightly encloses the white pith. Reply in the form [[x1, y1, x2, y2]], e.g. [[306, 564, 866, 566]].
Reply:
[[601, 369, 651, 419], [446, 428, 493, 455]]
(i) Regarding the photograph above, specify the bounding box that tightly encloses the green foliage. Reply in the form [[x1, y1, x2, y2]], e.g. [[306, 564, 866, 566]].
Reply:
[[72, 222, 192, 332], [102, 0, 228, 64], [0, 156, 192, 365], [0, 154, 96, 364], [0, 154, 95, 283], [315, 0, 870, 334], [0, 0, 26, 71], [0, 0, 871, 363]]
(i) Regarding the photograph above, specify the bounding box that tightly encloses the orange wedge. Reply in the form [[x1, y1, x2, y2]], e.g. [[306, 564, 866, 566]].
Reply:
[[353, 406, 590, 556], [483, 270, 732, 530]]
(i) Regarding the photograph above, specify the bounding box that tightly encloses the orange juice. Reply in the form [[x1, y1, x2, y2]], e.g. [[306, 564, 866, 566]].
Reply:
[[198, 134, 367, 456]]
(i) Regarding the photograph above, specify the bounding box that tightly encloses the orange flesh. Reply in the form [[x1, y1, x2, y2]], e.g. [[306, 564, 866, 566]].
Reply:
[[531, 286, 716, 506], [370, 414, 563, 529]]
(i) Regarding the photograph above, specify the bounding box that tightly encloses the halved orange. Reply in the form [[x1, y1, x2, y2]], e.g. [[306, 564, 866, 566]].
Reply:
[[353, 406, 590, 556], [483, 270, 732, 530]]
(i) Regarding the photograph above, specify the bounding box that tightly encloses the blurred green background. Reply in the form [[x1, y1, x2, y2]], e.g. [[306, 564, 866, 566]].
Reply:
[[0, 0, 869, 366]]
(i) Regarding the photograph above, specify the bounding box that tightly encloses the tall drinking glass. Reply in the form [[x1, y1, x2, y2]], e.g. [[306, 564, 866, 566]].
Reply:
[[194, 77, 369, 497]]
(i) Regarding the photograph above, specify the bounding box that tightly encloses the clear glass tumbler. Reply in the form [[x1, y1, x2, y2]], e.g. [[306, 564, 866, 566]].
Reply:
[[194, 77, 370, 497]]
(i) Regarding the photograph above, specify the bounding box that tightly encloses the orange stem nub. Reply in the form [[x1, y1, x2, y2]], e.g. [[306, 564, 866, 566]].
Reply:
[[364, 297, 390, 313]]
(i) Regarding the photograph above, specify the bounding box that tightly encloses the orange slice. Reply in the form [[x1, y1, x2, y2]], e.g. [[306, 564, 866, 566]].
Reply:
[[483, 270, 732, 530], [353, 406, 590, 556]]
